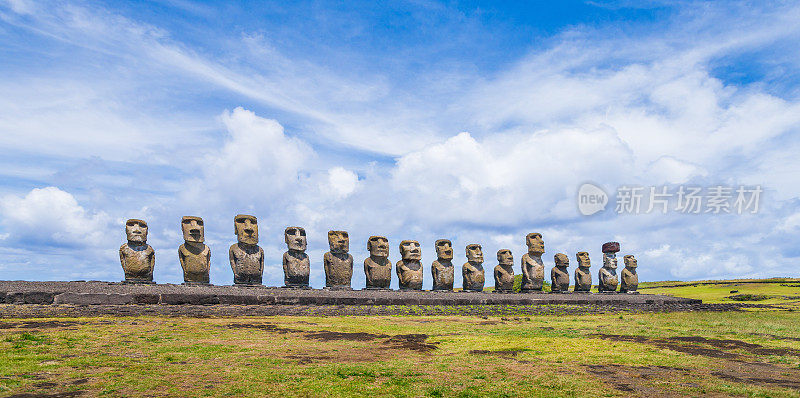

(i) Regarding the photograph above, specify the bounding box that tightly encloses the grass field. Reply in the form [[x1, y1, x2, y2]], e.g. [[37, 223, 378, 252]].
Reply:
[[2, 279, 800, 397]]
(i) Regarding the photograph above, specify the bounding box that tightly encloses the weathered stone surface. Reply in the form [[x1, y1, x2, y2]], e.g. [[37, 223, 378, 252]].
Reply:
[[133, 293, 160, 304], [119, 219, 155, 284], [574, 251, 592, 293], [24, 292, 55, 304], [520, 233, 545, 292], [229, 214, 264, 285], [462, 244, 485, 292], [324, 230, 353, 289], [620, 254, 639, 293], [550, 253, 570, 293], [396, 240, 423, 290], [494, 249, 514, 293], [364, 236, 391, 289], [283, 226, 310, 288], [431, 239, 454, 291], [54, 293, 133, 305], [598, 242, 620, 293], [179, 216, 210, 284], [161, 293, 220, 305]]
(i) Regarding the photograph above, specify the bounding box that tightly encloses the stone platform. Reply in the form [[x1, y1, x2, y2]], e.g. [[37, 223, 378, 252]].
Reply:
[[0, 281, 699, 306]]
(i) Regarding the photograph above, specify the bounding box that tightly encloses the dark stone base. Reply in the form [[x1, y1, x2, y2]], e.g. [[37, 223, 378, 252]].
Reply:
[[324, 286, 353, 291], [550, 290, 572, 294], [122, 279, 155, 285], [182, 282, 211, 286], [363, 287, 392, 291], [282, 285, 312, 289]]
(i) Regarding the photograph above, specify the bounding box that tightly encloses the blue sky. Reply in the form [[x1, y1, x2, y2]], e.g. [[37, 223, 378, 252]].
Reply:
[[1, 0, 799, 287]]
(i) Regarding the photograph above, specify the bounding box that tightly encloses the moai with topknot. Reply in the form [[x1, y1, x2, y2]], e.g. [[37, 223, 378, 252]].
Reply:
[[364, 236, 392, 289], [462, 244, 485, 292], [120, 219, 155, 284], [550, 253, 570, 293], [397, 240, 423, 290], [431, 239, 455, 291], [229, 214, 264, 285], [282, 226, 310, 288], [494, 249, 514, 293], [574, 251, 592, 293], [520, 233, 545, 292], [620, 254, 639, 294], [324, 230, 354, 289], [598, 242, 620, 293], [178, 216, 210, 285]]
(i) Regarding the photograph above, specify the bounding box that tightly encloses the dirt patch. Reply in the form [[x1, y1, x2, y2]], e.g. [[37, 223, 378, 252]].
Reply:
[[669, 336, 800, 356], [7, 392, 84, 398], [385, 334, 437, 352], [305, 330, 388, 342], [713, 371, 800, 390], [590, 333, 740, 359], [0, 320, 86, 329], [469, 349, 527, 357]]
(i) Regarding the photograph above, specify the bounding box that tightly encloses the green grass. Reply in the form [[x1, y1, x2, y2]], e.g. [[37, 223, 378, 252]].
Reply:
[[641, 277, 800, 308], [2, 279, 800, 397]]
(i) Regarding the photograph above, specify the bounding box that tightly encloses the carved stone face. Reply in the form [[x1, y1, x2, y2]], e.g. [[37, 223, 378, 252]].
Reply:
[[367, 236, 389, 257], [400, 240, 421, 261], [125, 219, 148, 243], [466, 244, 483, 263], [328, 230, 349, 253], [576, 251, 591, 267], [526, 232, 544, 254], [554, 253, 569, 267], [497, 249, 513, 265], [285, 226, 307, 251], [234, 214, 258, 245], [603, 252, 618, 270], [624, 255, 637, 268], [435, 239, 453, 260], [181, 216, 204, 243]]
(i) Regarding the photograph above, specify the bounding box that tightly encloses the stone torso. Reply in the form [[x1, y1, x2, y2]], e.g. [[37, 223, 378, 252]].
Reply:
[[620, 268, 638, 293], [324, 252, 353, 287], [120, 243, 155, 282], [462, 262, 485, 292], [179, 243, 210, 283], [396, 260, 423, 290], [551, 266, 570, 292], [283, 251, 310, 286], [431, 260, 454, 291], [229, 243, 264, 285], [574, 267, 592, 292], [364, 257, 392, 288], [494, 265, 514, 292], [521, 253, 544, 291], [598, 268, 619, 292]]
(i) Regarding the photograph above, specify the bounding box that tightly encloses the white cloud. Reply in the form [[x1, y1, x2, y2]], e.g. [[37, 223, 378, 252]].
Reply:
[[324, 167, 359, 199], [0, 187, 112, 248]]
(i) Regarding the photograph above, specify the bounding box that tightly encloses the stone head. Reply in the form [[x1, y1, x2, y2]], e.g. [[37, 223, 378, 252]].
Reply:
[[497, 249, 513, 266], [576, 251, 591, 268], [554, 253, 569, 268], [466, 244, 483, 263], [234, 214, 258, 245], [367, 235, 389, 258], [624, 254, 637, 268], [181, 216, 204, 243], [399, 240, 421, 261], [603, 252, 618, 270], [435, 239, 453, 260], [125, 219, 148, 244], [328, 230, 349, 253], [526, 232, 545, 255], [284, 226, 307, 251]]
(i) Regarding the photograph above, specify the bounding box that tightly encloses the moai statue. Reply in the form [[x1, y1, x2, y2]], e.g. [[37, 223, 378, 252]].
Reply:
[[119, 219, 155, 284], [229, 214, 264, 285], [462, 244, 485, 292], [396, 240, 423, 290], [324, 230, 353, 289], [494, 249, 514, 293], [431, 239, 454, 291], [178, 216, 210, 285], [598, 242, 620, 293], [620, 254, 639, 294], [520, 232, 545, 292], [550, 253, 570, 293], [574, 251, 593, 293], [282, 226, 310, 288], [364, 236, 392, 289]]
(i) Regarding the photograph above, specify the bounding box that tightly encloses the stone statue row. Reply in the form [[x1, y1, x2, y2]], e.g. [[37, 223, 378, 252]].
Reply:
[[120, 215, 639, 293]]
